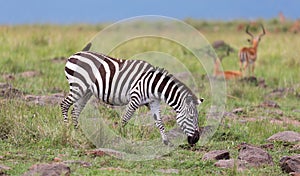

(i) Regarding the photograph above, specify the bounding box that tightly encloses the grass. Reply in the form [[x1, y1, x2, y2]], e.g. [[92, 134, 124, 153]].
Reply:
[[0, 20, 299, 175]]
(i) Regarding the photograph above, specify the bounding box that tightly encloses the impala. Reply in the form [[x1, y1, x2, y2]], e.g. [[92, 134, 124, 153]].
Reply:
[[239, 24, 265, 76], [213, 47, 242, 80]]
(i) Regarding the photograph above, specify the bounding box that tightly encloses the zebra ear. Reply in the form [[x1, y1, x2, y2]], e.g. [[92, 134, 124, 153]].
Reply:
[[82, 42, 92, 51], [197, 98, 204, 105]]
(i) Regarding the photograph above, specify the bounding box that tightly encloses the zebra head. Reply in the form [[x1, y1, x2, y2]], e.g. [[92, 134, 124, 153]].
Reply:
[[177, 94, 204, 145]]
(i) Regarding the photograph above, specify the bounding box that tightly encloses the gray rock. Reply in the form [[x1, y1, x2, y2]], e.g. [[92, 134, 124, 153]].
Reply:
[[267, 131, 300, 143], [280, 154, 300, 174], [22, 163, 70, 176], [202, 150, 230, 161], [238, 144, 273, 167]]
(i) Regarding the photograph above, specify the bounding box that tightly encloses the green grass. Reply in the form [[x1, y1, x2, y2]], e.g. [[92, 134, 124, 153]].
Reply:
[[0, 21, 299, 175]]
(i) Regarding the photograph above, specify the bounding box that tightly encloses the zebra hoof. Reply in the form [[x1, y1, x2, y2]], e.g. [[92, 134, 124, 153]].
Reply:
[[163, 140, 173, 147]]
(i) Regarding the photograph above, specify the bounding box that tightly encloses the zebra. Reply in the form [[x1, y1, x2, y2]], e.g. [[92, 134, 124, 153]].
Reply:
[[60, 43, 204, 145]]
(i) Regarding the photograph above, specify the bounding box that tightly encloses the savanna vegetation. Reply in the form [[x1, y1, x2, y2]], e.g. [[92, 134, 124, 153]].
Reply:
[[0, 19, 299, 175]]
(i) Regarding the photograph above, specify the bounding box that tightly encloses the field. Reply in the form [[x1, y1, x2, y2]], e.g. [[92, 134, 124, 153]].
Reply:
[[0, 20, 299, 175]]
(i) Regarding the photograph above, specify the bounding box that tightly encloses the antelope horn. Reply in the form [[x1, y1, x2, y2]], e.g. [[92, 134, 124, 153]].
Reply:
[[245, 25, 254, 38], [259, 24, 266, 37]]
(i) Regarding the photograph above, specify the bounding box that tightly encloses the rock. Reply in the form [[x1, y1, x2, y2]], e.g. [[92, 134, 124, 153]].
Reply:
[[240, 76, 258, 85], [86, 148, 124, 158], [267, 131, 300, 143], [258, 78, 267, 88], [223, 112, 238, 119], [238, 144, 273, 167], [266, 109, 284, 116], [280, 155, 300, 174], [157, 168, 179, 174], [293, 109, 300, 113], [86, 149, 106, 157], [259, 100, 280, 108], [290, 172, 300, 176], [53, 157, 62, 162], [232, 108, 244, 114], [0, 164, 11, 173], [202, 150, 230, 161], [2, 74, 15, 81], [292, 144, 300, 152], [266, 87, 295, 98], [22, 163, 70, 176], [214, 159, 248, 171]]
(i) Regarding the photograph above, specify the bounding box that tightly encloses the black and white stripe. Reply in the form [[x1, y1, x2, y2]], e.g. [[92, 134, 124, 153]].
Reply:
[[61, 47, 204, 145]]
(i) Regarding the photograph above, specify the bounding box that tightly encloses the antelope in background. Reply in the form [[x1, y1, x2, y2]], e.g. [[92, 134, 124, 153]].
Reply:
[[213, 46, 242, 80], [239, 24, 265, 77]]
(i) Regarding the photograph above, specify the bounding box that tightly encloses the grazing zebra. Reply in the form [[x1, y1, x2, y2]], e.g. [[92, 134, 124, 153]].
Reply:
[[61, 43, 204, 145]]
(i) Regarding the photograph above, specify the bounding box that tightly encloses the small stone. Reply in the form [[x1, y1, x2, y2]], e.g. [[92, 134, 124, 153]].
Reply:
[[232, 108, 244, 114], [293, 109, 300, 113], [267, 131, 300, 143], [292, 144, 300, 152], [0, 164, 11, 171], [259, 100, 280, 108], [53, 157, 62, 162], [202, 150, 230, 161], [86, 148, 124, 158], [280, 154, 300, 174], [290, 172, 300, 176]]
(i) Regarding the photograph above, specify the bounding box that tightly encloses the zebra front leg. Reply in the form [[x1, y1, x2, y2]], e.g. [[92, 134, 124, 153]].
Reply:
[[121, 96, 140, 127], [149, 100, 172, 146]]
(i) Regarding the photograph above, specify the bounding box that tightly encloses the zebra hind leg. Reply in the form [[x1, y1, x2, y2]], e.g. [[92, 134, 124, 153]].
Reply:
[[60, 95, 75, 124], [71, 91, 93, 128], [149, 100, 173, 146]]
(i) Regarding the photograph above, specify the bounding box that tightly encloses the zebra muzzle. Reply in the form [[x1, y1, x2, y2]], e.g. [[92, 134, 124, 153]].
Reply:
[[187, 130, 200, 145]]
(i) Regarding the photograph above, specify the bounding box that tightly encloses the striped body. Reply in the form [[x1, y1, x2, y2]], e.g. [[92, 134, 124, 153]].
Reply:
[[65, 52, 152, 106], [61, 50, 203, 145]]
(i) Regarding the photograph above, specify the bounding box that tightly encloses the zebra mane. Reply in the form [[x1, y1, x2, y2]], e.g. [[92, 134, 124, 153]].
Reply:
[[152, 67, 199, 104]]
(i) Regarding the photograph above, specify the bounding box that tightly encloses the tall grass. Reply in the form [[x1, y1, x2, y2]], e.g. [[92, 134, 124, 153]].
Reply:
[[0, 21, 299, 175]]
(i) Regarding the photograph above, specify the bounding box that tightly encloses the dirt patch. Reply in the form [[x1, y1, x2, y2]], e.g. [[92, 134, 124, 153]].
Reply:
[[266, 87, 296, 98], [0, 82, 64, 106], [22, 163, 70, 176], [51, 56, 67, 63], [24, 93, 64, 106], [237, 116, 300, 127], [0, 83, 24, 98]]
